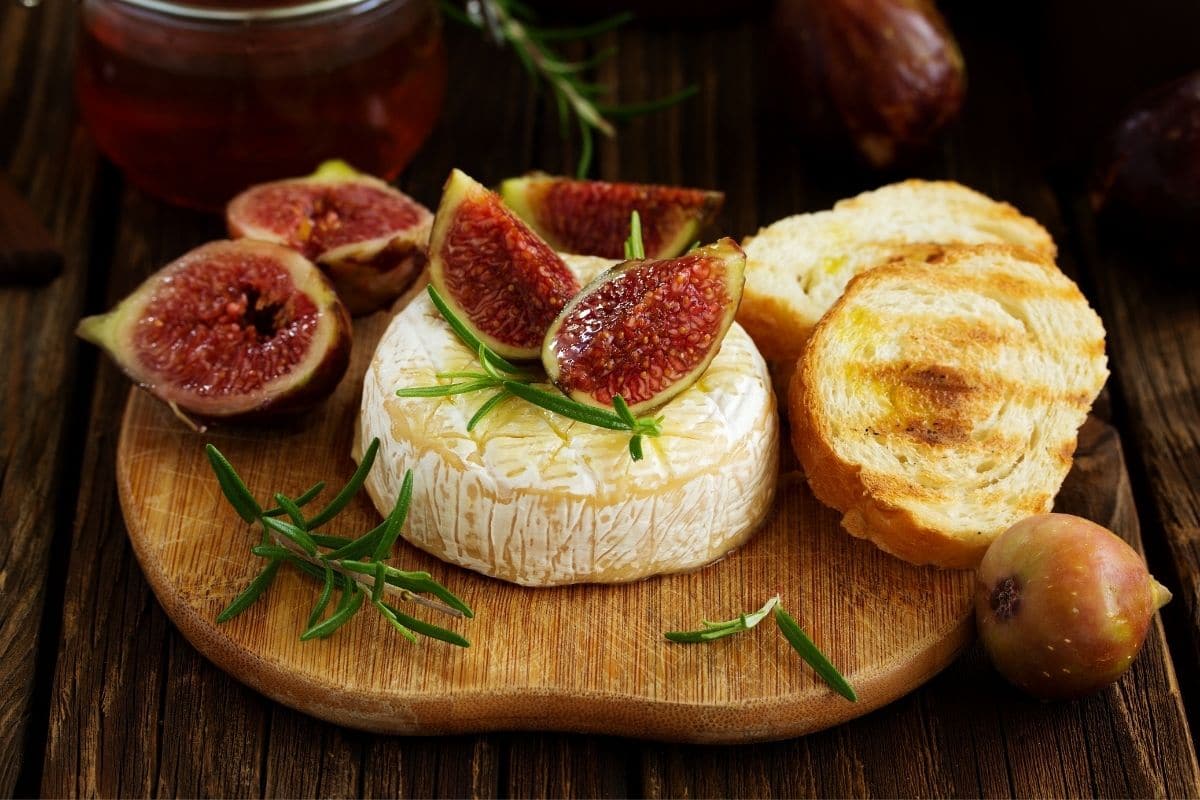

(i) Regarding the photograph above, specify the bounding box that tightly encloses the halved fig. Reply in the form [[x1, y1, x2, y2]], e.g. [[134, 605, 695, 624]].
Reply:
[[500, 173, 725, 260], [226, 160, 433, 316], [543, 238, 746, 414], [77, 239, 351, 421], [428, 169, 581, 360]]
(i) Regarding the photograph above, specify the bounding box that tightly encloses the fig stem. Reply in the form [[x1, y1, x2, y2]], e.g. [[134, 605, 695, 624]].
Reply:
[[1151, 578, 1173, 610]]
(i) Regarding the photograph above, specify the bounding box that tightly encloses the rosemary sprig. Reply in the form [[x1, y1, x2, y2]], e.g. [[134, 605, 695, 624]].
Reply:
[[206, 440, 473, 646], [664, 598, 857, 702], [442, 0, 697, 177], [396, 213, 663, 460], [396, 285, 663, 461]]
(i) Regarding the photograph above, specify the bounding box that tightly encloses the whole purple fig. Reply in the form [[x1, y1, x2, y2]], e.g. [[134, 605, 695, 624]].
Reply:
[[976, 514, 1171, 701], [771, 0, 966, 168], [1092, 71, 1200, 240]]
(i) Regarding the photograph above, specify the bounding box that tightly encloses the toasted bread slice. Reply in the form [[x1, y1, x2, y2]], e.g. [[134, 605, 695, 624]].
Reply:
[[789, 245, 1107, 569], [739, 180, 1056, 361]]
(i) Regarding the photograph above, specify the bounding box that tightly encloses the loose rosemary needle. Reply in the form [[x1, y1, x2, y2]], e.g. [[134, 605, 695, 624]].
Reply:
[[207, 439, 473, 646]]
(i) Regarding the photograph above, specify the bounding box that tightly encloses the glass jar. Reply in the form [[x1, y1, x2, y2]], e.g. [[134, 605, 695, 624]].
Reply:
[[76, 0, 446, 210]]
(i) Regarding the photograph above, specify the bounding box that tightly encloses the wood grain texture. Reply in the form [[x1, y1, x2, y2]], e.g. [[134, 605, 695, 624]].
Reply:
[[115, 305, 975, 743], [0, 1, 106, 792], [0, 172, 62, 284], [1067, 203, 1200, 731]]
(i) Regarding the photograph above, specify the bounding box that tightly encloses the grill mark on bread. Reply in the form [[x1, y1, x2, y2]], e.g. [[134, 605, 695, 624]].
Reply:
[[791, 242, 1108, 568], [848, 362, 1085, 435]]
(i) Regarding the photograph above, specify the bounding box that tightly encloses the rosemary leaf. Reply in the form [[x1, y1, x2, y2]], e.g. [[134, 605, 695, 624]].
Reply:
[[435, 370, 492, 380], [290, 481, 327, 506], [500, 381, 628, 430], [301, 583, 364, 641], [205, 444, 262, 523], [250, 544, 292, 560], [774, 606, 857, 702], [374, 600, 419, 643], [623, 211, 645, 260], [262, 516, 319, 556], [597, 85, 700, 120], [628, 434, 644, 462], [467, 390, 510, 431], [371, 469, 415, 561], [309, 532, 353, 548], [325, 518, 387, 561], [217, 559, 282, 622], [612, 394, 638, 427], [380, 567, 474, 619], [273, 492, 307, 529], [371, 561, 387, 603], [525, 10, 632, 42], [427, 285, 524, 374], [395, 379, 500, 398], [262, 480, 325, 517], [383, 603, 471, 647], [306, 561, 336, 631], [577, 118, 594, 179], [304, 437, 380, 530]]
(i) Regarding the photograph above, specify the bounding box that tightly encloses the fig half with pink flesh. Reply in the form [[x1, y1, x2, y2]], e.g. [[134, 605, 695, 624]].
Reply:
[[226, 160, 433, 316], [542, 238, 746, 414], [77, 239, 351, 421], [428, 169, 581, 361], [500, 173, 725, 259]]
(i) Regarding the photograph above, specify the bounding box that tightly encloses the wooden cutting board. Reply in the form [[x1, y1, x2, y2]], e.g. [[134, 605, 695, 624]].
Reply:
[[114, 305, 1110, 744]]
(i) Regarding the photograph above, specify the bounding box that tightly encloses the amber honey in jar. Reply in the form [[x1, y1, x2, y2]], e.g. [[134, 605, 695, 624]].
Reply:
[[76, 0, 446, 210]]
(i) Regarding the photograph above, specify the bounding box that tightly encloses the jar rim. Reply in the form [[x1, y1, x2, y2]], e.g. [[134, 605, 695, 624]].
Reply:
[[111, 0, 388, 22]]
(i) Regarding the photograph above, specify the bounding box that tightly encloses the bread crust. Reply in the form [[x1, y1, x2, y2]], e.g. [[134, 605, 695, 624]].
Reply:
[[739, 180, 1056, 361], [789, 244, 1106, 569]]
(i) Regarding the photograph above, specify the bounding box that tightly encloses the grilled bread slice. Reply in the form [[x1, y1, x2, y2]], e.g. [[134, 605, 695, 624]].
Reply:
[[739, 180, 1056, 362], [789, 245, 1107, 569]]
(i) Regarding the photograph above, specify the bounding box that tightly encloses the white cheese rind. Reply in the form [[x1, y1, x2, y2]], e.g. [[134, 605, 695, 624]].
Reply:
[[356, 258, 779, 586]]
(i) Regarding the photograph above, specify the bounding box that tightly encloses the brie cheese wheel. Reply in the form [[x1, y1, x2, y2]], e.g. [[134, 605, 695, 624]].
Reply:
[[356, 255, 779, 586]]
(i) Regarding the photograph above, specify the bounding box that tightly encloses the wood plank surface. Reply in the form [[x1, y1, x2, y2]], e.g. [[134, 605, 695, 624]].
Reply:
[[1065, 204, 1200, 738], [0, 1, 111, 793], [16, 1, 1200, 797]]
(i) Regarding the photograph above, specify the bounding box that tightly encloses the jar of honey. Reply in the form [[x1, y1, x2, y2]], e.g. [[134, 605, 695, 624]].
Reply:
[[76, 0, 447, 211]]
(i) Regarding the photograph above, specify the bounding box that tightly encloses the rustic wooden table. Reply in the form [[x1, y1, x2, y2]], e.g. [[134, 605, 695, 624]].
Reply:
[[3, 2, 1199, 797]]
